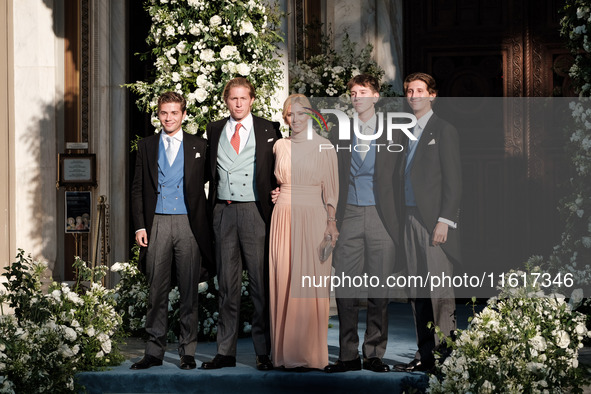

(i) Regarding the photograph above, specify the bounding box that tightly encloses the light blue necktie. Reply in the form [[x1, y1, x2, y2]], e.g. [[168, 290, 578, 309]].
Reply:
[[405, 126, 421, 173], [165, 136, 175, 166]]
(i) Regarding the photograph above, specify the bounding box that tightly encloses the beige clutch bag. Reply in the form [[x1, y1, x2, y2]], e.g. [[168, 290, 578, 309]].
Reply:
[[318, 234, 334, 262]]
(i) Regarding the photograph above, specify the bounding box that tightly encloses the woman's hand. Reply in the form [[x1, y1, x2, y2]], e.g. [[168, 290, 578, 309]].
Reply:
[[270, 187, 280, 204], [325, 221, 339, 247]]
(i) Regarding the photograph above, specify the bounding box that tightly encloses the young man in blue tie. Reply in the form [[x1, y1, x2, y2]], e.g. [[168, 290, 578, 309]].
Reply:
[[393, 72, 461, 373], [131, 91, 214, 370]]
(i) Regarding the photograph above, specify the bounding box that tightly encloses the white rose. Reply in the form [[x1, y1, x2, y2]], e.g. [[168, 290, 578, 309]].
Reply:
[[529, 335, 547, 352], [200, 49, 215, 63], [210, 15, 222, 27], [185, 122, 198, 135], [176, 41, 188, 54], [236, 63, 251, 76], [189, 25, 201, 36], [196, 74, 208, 87], [64, 326, 77, 341], [190, 88, 208, 103], [555, 330, 570, 348], [101, 339, 112, 354], [239, 20, 255, 36], [220, 45, 238, 60]]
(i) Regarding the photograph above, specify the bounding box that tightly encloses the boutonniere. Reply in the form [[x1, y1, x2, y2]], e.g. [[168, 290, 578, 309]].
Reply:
[[195, 152, 201, 158]]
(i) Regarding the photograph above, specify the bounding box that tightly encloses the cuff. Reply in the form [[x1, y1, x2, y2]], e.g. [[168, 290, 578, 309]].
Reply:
[[438, 217, 457, 229]]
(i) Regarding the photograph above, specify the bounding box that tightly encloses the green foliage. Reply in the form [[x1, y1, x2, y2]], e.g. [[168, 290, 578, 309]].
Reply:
[[126, 0, 284, 136], [545, 2, 591, 287], [560, 1, 591, 97], [289, 30, 398, 98], [0, 250, 124, 393], [429, 268, 590, 393]]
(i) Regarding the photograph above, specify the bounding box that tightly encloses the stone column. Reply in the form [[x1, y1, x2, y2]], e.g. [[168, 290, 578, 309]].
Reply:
[[89, 0, 128, 287], [326, 0, 403, 94], [0, 0, 15, 276]]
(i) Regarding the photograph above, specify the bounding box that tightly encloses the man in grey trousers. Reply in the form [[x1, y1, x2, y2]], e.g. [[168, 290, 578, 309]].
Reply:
[[325, 74, 405, 373], [201, 77, 282, 371], [131, 91, 214, 370]]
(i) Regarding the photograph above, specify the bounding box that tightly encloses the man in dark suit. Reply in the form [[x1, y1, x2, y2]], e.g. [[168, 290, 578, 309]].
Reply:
[[130, 91, 214, 370], [324, 74, 404, 373], [201, 77, 281, 371], [394, 72, 462, 373]]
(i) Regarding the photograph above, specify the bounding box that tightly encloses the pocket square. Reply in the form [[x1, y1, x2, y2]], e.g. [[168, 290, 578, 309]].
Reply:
[[428, 139, 436, 145], [195, 152, 201, 158], [267, 138, 274, 142]]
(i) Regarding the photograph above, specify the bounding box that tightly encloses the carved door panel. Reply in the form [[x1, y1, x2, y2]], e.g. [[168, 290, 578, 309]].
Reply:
[[403, 0, 571, 276]]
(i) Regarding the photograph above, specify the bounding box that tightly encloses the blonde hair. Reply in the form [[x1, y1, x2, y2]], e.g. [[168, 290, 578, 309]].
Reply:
[[222, 77, 256, 102], [282, 94, 312, 124]]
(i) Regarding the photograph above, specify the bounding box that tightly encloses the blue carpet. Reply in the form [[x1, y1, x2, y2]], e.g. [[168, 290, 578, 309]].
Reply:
[[76, 302, 477, 393]]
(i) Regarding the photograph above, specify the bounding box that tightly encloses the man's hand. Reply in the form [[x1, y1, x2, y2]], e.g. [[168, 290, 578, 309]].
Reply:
[[270, 187, 280, 204], [431, 222, 448, 246], [136, 229, 148, 247]]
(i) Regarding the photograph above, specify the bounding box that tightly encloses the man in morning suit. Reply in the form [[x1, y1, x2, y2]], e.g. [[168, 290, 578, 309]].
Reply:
[[201, 77, 282, 371], [394, 72, 462, 373], [324, 74, 405, 373], [130, 91, 214, 370]]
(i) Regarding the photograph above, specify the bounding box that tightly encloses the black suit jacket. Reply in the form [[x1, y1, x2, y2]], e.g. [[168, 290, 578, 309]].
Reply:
[[330, 119, 406, 247], [408, 113, 462, 264], [131, 131, 215, 277], [206, 115, 282, 223]]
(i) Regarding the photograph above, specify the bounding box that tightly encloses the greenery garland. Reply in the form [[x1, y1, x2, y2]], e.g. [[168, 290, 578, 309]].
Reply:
[[127, 0, 284, 136]]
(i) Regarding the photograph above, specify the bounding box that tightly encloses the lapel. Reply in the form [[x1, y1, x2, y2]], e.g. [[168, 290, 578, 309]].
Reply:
[[413, 114, 438, 168], [373, 121, 391, 180], [146, 134, 160, 190], [218, 126, 239, 163], [337, 124, 355, 179], [208, 119, 225, 179], [252, 115, 273, 164], [183, 132, 194, 186]]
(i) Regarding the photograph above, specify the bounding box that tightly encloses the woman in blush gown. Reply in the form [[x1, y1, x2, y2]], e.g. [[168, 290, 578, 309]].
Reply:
[[269, 94, 339, 370]]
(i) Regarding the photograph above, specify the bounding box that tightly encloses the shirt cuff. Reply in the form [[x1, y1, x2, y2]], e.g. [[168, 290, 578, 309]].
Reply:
[[437, 217, 457, 229], [135, 228, 146, 234]]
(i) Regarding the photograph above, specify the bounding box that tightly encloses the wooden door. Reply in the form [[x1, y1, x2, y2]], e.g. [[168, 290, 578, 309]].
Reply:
[[403, 0, 573, 276]]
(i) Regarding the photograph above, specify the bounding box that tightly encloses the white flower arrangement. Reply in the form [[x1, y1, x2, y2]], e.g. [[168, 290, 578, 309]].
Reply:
[[428, 269, 590, 393], [289, 31, 398, 99], [0, 250, 124, 393], [127, 0, 284, 136]]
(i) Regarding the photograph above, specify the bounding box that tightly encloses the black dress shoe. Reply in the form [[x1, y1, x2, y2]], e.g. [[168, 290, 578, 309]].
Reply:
[[201, 354, 236, 369], [130, 354, 163, 370], [324, 358, 362, 373], [180, 355, 196, 370], [363, 357, 390, 372], [256, 355, 273, 371], [393, 358, 434, 373]]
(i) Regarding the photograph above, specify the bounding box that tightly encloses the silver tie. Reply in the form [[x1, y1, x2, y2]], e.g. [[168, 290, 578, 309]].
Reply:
[[165, 136, 175, 165]]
